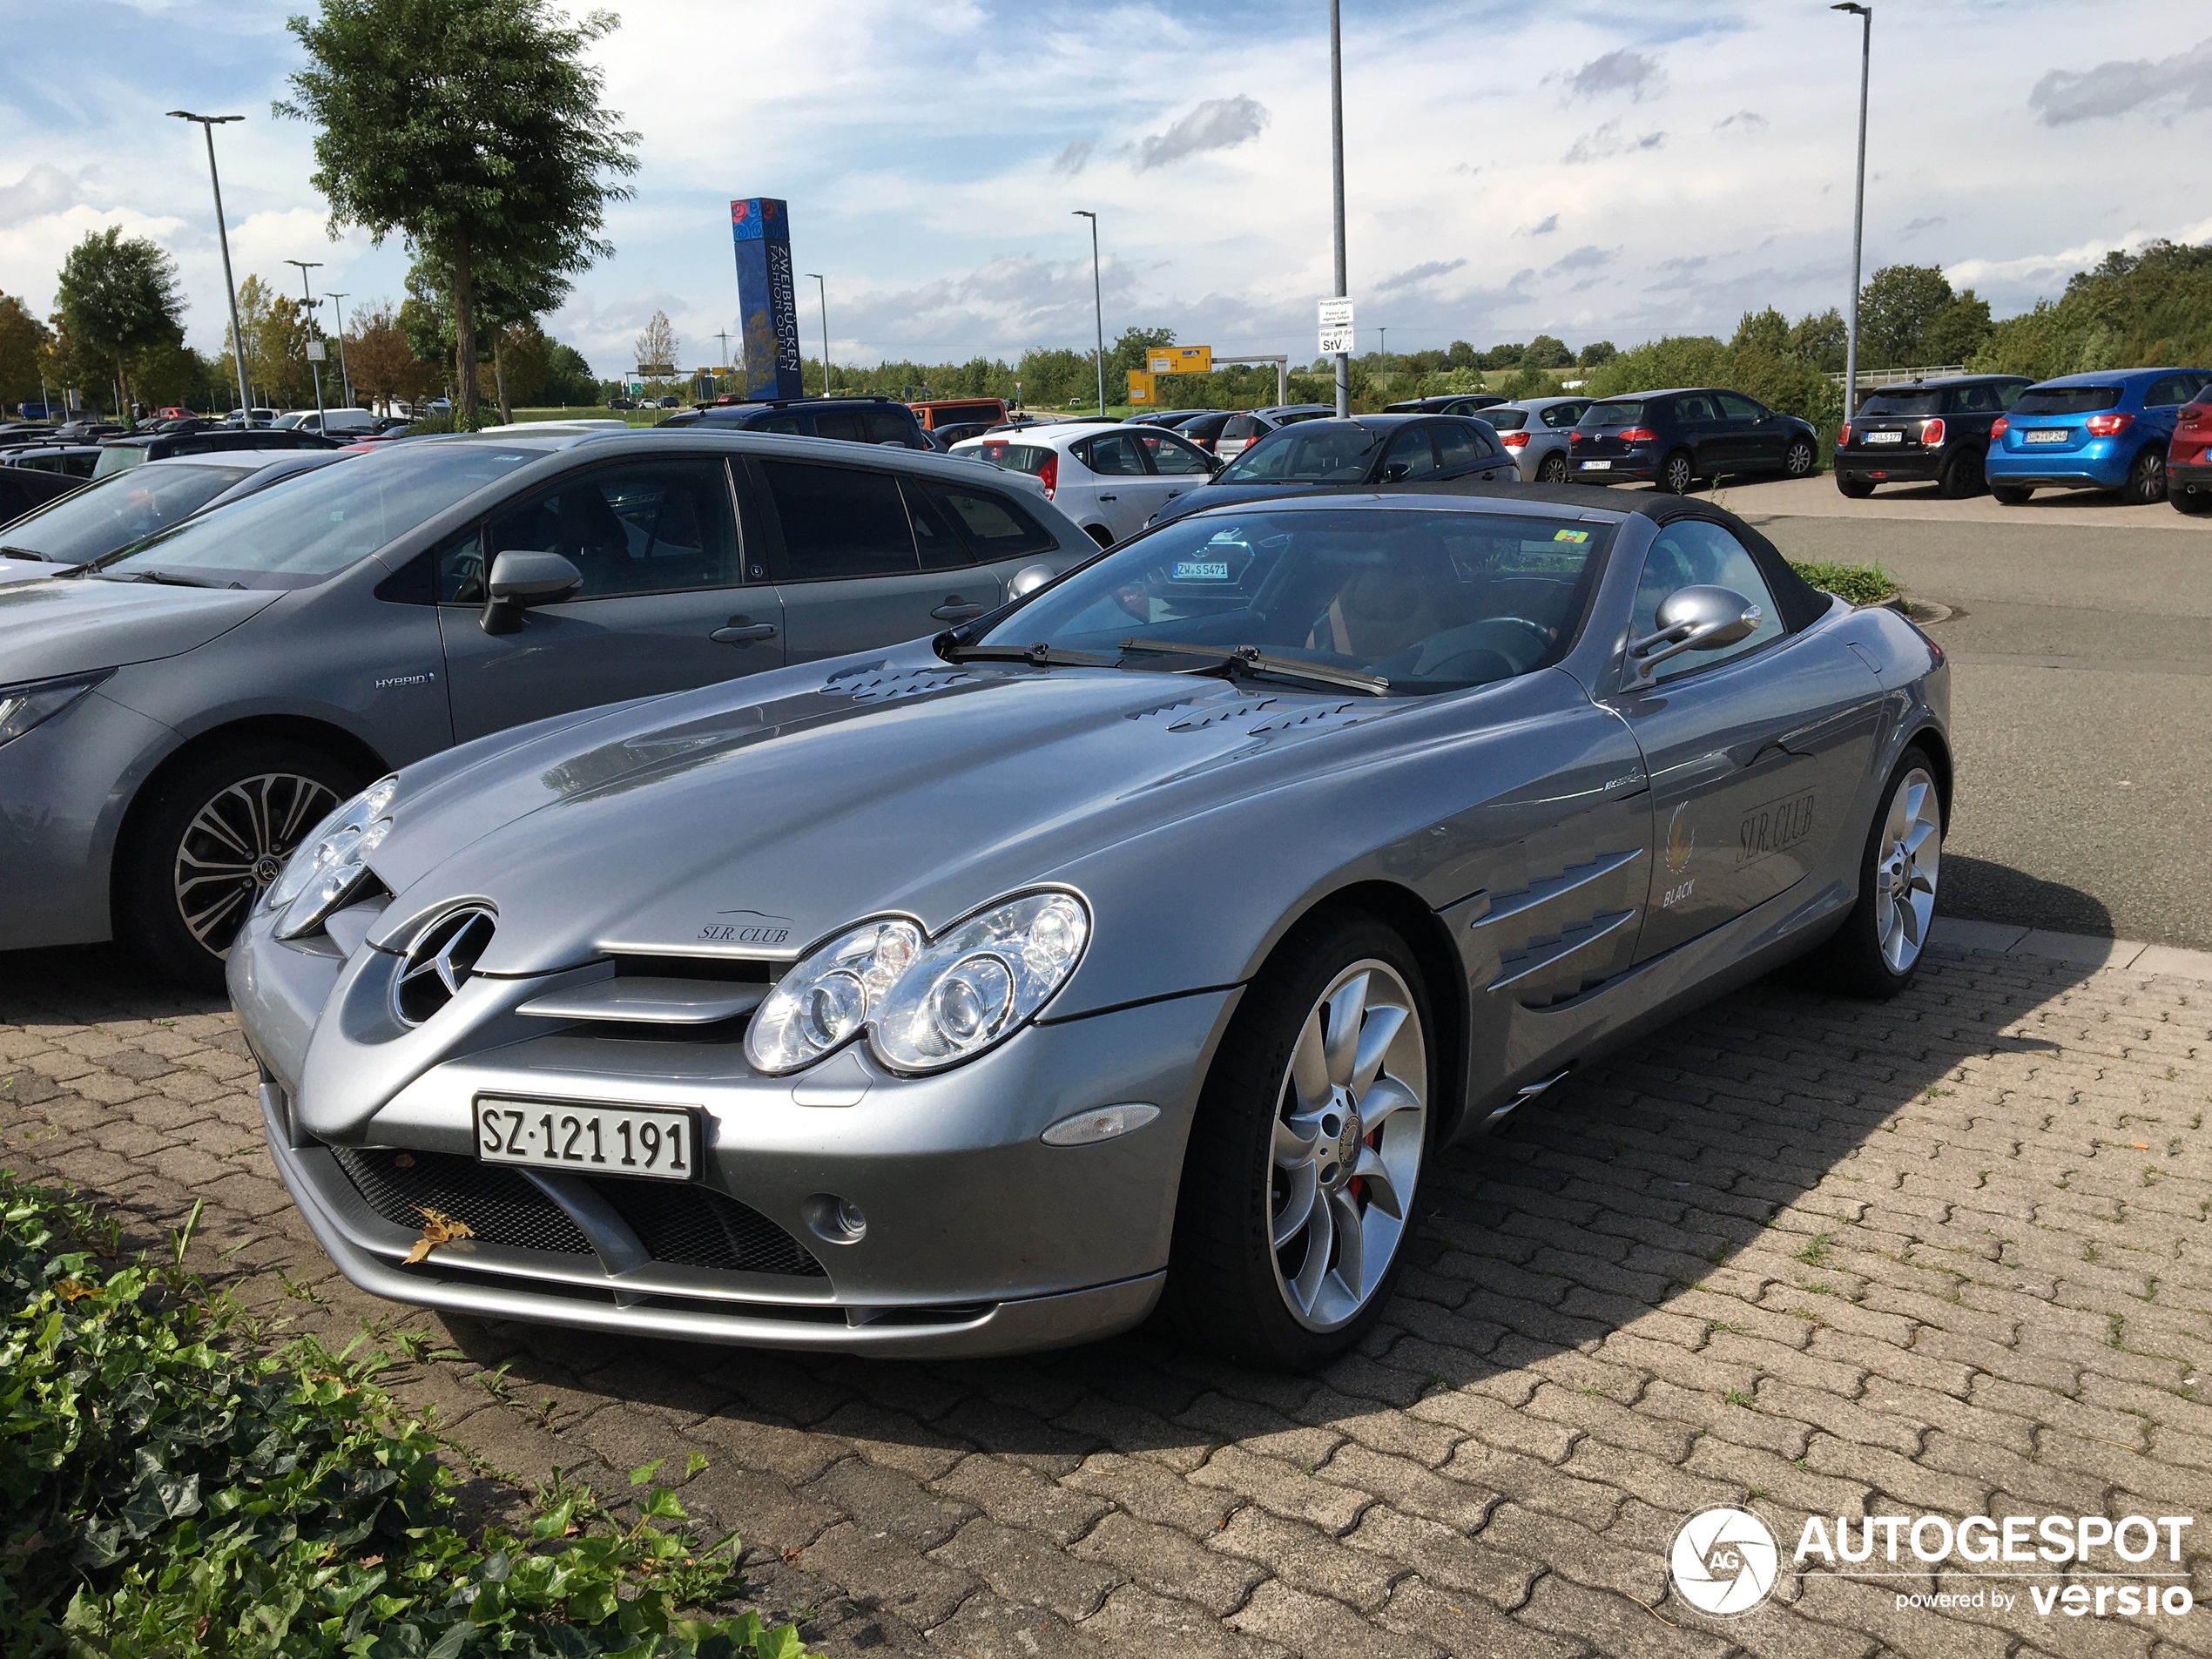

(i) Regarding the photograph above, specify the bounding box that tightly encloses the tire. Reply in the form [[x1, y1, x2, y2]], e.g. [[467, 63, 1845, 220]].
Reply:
[[1938, 448, 1984, 499], [2174, 486, 2212, 516], [1783, 436, 1817, 478], [1163, 911, 1433, 1369], [114, 738, 362, 990], [1992, 484, 2033, 505], [1537, 453, 1568, 484], [1797, 745, 1943, 999], [1835, 475, 1875, 499], [1656, 449, 1696, 496], [2126, 446, 2168, 506]]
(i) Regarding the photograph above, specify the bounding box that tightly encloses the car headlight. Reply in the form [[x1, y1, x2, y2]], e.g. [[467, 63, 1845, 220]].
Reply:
[[264, 774, 400, 940], [746, 890, 1090, 1076], [0, 669, 113, 751]]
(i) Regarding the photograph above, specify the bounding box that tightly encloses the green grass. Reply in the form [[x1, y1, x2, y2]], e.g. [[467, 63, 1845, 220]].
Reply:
[[1788, 559, 1898, 606], [0, 1171, 809, 1658]]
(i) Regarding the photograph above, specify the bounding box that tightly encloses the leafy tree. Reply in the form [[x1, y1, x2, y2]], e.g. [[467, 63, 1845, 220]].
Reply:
[[280, 0, 639, 422], [1972, 238, 2212, 378], [1444, 340, 1480, 370], [54, 226, 185, 408], [1480, 342, 1525, 369], [0, 293, 51, 407], [1523, 334, 1574, 370], [1107, 325, 1176, 381], [543, 341, 597, 405], [634, 310, 678, 381], [1575, 340, 1618, 368], [1731, 308, 1791, 357], [348, 300, 437, 411], [1786, 308, 1846, 373], [1858, 264, 1964, 368]]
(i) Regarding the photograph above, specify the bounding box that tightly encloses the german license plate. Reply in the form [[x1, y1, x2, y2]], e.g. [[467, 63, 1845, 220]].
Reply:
[[1865, 430, 1903, 443], [2025, 428, 2067, 443], [1579, 459, 1612, 470], [474, 1096, 699, 1182]]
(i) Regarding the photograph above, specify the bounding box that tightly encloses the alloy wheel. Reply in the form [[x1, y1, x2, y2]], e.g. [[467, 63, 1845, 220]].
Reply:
[[172, 772, 342, 955], [2132, 450, 2168, 505], [1268, 960, 1426, 1332], [1662, 453, 1694, 494], [1785, 439, 1815, 477], [1539, 455, 1568, 483], [1873, 765, 1940, 974]]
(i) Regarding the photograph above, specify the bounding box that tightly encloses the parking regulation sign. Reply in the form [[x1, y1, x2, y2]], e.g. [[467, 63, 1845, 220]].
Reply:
[[1318, 296, 1355, 356]]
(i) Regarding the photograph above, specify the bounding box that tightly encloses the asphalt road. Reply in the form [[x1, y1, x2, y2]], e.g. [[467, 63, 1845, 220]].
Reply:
[[1713, 475, 2212, 948]]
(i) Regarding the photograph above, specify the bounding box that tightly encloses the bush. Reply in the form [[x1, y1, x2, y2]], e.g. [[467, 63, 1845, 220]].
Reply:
[[1789, 560, 1896, 606], [0, 1172, 809, 1658]]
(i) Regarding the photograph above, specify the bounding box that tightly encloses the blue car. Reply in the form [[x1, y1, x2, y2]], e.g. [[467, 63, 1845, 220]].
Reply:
[[1986, 367, 2211, 505]]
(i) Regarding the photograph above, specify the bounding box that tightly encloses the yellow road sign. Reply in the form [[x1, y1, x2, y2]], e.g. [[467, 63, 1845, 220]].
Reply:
[[1126, 369, 1156, 404], [1146, 346, 1214, 375]]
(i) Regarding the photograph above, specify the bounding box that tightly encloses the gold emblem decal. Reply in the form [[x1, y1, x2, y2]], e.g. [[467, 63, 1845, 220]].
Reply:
[[1665, 803, 1696, 873]]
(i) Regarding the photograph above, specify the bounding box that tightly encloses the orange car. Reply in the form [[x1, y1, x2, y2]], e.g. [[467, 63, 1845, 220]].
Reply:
[[910, 397, 1008, 433]]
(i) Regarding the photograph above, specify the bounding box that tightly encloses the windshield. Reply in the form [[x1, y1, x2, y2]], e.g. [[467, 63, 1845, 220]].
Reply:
[[981, 507, 1612, 694], [94, 441, 546, 590], [0, 463, 253, 564], [1580, 401, 1645, 428], [91, 444, 147, 479], [1217, 424, 1383, 483], [2013, 385, 2121, 415], [1858, 391, 1941, 417]]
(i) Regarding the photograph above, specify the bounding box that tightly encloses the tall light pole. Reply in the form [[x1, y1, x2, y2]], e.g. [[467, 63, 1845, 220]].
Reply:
[[1329, 0, 1350, 419], [285, 259, 325, 424], [1073, 210, 1104, 413], [325, 290, 353, 404], [166, 111, 252, 422], [805, 273, 831, 396], [1834, 3, 1871, 419]]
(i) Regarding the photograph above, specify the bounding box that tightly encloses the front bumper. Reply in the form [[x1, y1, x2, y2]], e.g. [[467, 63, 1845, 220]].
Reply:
[[234, 904, 1236, 1356]]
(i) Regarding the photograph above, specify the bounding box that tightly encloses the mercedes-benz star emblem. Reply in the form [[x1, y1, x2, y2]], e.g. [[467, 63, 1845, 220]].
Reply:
[[1669, 1505, 1779, 1616], [393, 907, 496, 1026]]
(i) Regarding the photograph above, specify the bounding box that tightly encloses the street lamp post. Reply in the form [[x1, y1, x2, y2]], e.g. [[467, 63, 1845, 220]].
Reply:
[[1329, 0, 1350, 419], [166, 111, 252, 422], [324, 291, 353, 404], [804, 273, 831, 396], [1073, 210, 1104, 413], [1833, 3, 1872, 419], [284, 260, 325, 425]]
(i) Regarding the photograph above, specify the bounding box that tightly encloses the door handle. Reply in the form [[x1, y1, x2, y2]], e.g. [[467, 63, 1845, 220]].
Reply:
[[1097, 493, 1117, 501], [711, 618, 778, 644], [931, 601, 987, 621]]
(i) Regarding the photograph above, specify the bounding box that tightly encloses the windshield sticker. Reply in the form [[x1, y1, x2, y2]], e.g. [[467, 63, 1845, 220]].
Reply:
[[1553, 529, 1590, 543], [1173, 560, 1232, 581]]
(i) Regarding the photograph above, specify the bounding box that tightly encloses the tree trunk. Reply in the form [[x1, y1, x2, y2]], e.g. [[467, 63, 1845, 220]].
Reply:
[[450, 239, 480, 424], [493, 330, 513, 425]]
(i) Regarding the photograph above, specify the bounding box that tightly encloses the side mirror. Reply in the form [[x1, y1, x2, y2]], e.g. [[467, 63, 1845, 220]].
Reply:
[[1007, 562, 1055, 599], [481, 549, 583, 635], [1624, 585, 1761, 688]]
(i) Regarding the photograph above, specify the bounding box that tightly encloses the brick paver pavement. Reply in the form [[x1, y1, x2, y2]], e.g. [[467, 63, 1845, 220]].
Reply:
[[4, 937, 2209, 1658]]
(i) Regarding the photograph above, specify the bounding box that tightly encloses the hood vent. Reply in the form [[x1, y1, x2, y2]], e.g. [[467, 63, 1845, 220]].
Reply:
[[822, 661, 974, 702]]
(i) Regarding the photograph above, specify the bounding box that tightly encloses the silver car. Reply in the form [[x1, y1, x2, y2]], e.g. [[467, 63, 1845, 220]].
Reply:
[[0, 430, 1091, 986], [231, 486, 1949, 1366], [1484, 395, 1593, 483]]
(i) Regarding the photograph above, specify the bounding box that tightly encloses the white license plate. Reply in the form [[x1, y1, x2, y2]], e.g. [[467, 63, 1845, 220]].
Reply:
[[2025, 428, 2068, 444], [1865, 430, 1903, 443], [474, 1096, 699, 1182], [1579, 460, 1612, 470]]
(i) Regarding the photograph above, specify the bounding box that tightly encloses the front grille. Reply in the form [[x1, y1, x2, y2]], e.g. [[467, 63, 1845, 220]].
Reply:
[[327, 1146, 826, 1278]]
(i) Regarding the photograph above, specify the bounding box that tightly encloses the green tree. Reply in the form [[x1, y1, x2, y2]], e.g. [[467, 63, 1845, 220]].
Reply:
[[1523, 334, 1574, 370], [1858, 264, 1959, 368], [280, 0, 639, 422], [543, 341, 597, 405], [1731, 307, 1791, 357], [1575, 340, 1617, 368], [0, 293, 51, 407], [1786, 308, 1846, 372], [54, 226, 185, 409]]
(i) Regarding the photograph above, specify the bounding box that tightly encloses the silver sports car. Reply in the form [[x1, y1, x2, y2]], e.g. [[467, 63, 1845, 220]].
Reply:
[[232, 485, 1949, 1368]]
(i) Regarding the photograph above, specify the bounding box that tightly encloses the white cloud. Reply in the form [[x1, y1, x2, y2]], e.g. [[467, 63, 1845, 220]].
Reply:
[[2030, 36, 2212, 124], [1564, 123, 1667, 165], [1557, 49, 1664, 103]]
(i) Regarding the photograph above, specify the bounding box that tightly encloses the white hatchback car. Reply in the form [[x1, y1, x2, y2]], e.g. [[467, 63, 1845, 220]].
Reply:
[[952, 421, 1220, 546]]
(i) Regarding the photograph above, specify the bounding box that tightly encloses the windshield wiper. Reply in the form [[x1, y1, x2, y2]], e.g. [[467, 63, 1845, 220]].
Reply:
[[0, 545, 46, 561], [1118, 638, 1391, 696], [91, 568, 228, 589], [936, 638, 1120, 669]]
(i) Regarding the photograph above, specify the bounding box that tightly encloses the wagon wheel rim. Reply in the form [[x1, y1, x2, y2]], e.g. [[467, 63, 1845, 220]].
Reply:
[[173, 772, 342, 956], [1269, 959, 1426, 1332], [1872, 766, 1940, 974]]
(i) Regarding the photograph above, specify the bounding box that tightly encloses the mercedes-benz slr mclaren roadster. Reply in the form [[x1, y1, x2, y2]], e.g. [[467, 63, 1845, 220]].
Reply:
[[233, 485, 1950, 1368]]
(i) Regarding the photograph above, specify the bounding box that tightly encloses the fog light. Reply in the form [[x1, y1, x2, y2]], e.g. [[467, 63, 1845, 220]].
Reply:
[[803, 1193, 867, 1244]]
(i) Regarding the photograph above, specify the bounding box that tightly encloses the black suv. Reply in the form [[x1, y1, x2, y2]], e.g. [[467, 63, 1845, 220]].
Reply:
[[661, 395, 933, 448], [1833, 374, 2033, 498], [1568, 388, 1820, 494]]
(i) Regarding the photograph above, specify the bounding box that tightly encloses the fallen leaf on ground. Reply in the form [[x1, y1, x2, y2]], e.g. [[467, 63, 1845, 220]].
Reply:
[[404, 1206, 475, 1264]]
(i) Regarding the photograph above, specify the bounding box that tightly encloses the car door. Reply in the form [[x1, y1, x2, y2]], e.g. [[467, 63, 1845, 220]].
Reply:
[[742, 455, 993, 663], [1603, 517, 1885, 961], [1376, 424, 1441, 483], [1715, 393, 1784, 469], [1132, 428, 1215, 516], [1076, 431, 1169, 539], [2143, 373, 2212, 452], [1433, 420, 1512, 482], [925, 476, 1068, 593], [1667, 394, 1725, 475], [435, 455, 778, 745]]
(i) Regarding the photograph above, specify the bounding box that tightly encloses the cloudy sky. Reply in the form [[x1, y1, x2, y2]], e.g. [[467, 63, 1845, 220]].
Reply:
[[2, 0, 2207, 380]]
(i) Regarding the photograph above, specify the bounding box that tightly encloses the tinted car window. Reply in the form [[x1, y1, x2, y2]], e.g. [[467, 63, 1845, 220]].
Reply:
[[1541, 401, 1590, 428], [867, 408, 917, 445], [753, 414, 805, 435], [2144, 374, 2209, 408], [935, 485, 1057, 560], [1221, 416, 1261, 441], [1860, 390, 1942, 416], [98, 444, 545, 590], [1581, 401, 1645, 428], [1633, 519, 1784, 683], [2013, 386, 2121, 415], [1673, 394, 1721, 423], [1076, 433, 1147, 475], [1380, 426, 1440, 481], [1218, 425, 1383, 483], [1136, 431, 1211, 475], [987, 507, 1612, 693], [758, 459, 917, 581], [1434, 423, 1484, 472], [961, 441, 1053, 476], [448, 459, 739, 602], [1945, 385, 2000, 415], [902, 481, 973, 571], [813, 409, 868, 442], [0, 462, 253, 563], [1716, 393, 1764, 421], [1482, 408, 1529, 432]]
